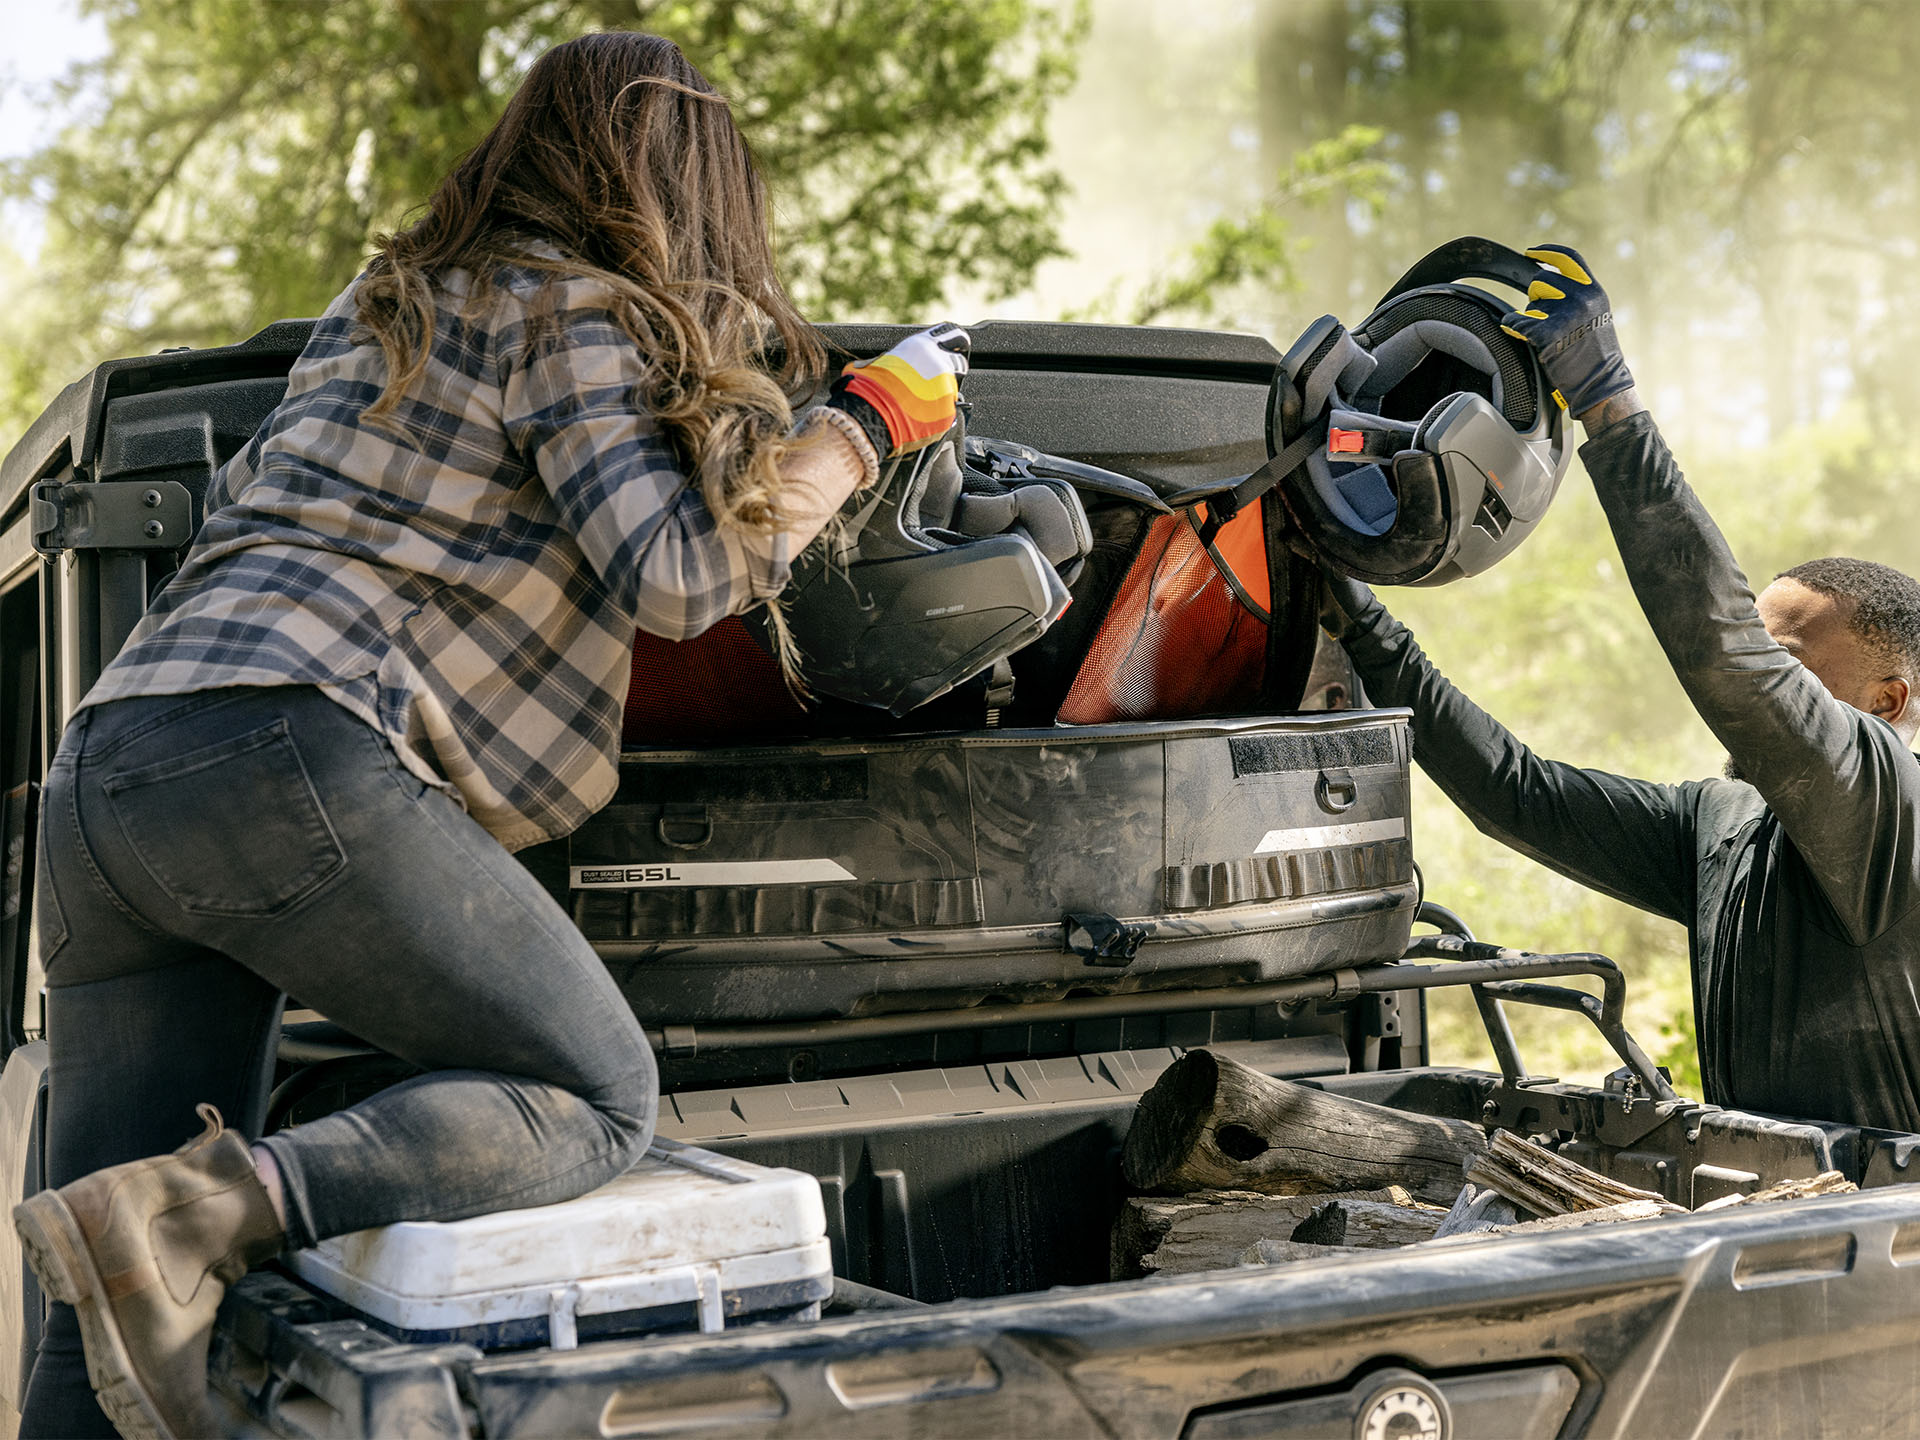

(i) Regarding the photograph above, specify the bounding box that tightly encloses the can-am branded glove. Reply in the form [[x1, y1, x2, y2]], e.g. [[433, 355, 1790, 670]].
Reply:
[[828, 322, 970, 457], [1498, 243, 1635, 418]]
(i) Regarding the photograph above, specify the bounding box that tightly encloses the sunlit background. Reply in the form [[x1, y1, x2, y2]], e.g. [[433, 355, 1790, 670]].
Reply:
[[8, 0, 1919, 1092]]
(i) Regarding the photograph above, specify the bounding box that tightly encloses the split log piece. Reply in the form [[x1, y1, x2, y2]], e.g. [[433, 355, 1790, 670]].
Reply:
[[1465, 1130, 1686, 1217], [1114, 1186, 1421, 1279], [1430, 1182, 1525, 1239], [1122, 1049, 1487, 1204], [1290, 1197, 1445, 1248], [1238, 1238, 1354, 1267], [1491, 1199, 1669, 1233], [1426, 1199, 1669, 1243], [1693, 1170, 1855, 1213]]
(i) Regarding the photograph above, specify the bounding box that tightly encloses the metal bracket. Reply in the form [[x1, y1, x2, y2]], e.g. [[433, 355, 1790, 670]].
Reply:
[[1063, 912, 1148, 967], [30, 480, 194, 556]]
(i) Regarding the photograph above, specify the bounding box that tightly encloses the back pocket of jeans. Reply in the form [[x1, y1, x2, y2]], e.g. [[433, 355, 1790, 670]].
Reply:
[[103, 720, 346, 918]]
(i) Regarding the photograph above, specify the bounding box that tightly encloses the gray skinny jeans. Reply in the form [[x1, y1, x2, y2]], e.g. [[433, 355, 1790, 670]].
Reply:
[[23, 684, 655, 1436]]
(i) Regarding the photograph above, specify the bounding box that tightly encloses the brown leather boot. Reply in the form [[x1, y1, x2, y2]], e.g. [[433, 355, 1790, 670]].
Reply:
[[14, 1104, 284, 1440]]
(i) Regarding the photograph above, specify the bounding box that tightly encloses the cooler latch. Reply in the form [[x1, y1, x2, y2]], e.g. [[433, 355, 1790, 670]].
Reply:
[[546, 1264, 728, 1350]]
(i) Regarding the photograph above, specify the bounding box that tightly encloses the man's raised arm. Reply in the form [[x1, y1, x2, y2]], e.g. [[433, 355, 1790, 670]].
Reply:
[[1507, 245, 1920, 944], [1326, 577, 1700, 925]]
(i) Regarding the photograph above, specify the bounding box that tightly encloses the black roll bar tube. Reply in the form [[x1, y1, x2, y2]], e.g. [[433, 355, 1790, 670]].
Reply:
[[1412, 901, 1530, 1087], [640, 937, 1678, 1103], [1402, 927, 1676, 1102]]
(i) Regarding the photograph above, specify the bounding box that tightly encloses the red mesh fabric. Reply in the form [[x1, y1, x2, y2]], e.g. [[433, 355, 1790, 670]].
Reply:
[[622, 617, 806, 746], [1206, 499, 1270, 615], [1056, 510, 1269, 724]]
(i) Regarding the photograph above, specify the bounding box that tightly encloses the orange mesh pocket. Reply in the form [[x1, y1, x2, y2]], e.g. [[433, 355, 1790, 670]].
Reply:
[[623, 618, 806, 746], [1056, 509, 1269, 724]]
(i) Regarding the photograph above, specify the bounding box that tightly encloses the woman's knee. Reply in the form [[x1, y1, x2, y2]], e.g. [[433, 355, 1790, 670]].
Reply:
[[595, 1043, 659, 1160]]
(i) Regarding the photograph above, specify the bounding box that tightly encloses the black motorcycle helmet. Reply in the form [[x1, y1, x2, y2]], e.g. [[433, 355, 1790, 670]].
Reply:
[[1277, 237, 1571, 587]]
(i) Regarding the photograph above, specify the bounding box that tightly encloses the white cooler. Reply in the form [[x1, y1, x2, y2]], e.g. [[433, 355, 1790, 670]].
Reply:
[[288, 1139, 833, 1350]]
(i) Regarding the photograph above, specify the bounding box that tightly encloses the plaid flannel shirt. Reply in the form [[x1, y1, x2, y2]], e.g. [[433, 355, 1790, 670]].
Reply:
[[83, 263, 794, 850]]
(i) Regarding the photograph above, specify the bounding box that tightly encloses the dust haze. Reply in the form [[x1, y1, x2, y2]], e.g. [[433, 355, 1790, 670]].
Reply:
[[973, 0, 1920, 1084]]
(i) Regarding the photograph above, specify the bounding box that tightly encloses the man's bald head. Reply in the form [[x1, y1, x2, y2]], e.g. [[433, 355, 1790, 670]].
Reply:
[[1758, 557, 1920, 744]]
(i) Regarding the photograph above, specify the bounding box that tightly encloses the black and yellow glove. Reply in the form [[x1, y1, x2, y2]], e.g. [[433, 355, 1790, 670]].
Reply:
[[1499, 243, 1635, 418]]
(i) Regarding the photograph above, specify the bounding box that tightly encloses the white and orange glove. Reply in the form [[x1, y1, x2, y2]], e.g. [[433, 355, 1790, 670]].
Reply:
[[827, 322, 970, 457]]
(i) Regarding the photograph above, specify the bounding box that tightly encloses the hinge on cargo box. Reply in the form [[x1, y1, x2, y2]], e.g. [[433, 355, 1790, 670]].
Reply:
[[30, 480, 194, 556], [1355, 990, 1401, 1038]]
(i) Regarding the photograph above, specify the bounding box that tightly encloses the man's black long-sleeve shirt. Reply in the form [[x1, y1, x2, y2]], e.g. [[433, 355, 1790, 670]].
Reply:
[[1339, 412, 1920, 1132]]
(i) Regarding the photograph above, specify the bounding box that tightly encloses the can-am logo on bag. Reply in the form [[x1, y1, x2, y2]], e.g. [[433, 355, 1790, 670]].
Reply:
[[569, 859, 857, 889]]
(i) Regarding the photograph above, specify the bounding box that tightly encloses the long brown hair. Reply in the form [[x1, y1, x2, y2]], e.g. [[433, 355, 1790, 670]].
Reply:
[[356, 32, 826, 537]]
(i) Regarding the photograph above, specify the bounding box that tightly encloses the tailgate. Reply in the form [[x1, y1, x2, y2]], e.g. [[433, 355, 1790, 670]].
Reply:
[[213, 1188, 1920, 1439]]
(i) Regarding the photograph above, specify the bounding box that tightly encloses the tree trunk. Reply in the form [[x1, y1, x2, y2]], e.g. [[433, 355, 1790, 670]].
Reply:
[[1121, 1049, 1486, 1204]]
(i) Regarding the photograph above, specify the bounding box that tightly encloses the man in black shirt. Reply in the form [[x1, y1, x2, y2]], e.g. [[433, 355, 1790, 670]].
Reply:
[[1323, 245, 1920, 1132]]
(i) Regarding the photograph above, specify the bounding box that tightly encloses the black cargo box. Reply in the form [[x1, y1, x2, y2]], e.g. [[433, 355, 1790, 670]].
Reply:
[[551, 711, 1414, 1023]]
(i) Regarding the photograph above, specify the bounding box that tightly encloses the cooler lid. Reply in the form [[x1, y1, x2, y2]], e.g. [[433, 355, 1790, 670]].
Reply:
[[294, 1140, 826, 1301]]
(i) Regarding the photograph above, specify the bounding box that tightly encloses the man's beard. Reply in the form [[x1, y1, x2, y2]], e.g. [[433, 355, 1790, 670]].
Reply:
[[1723, 754, 1748, 784]]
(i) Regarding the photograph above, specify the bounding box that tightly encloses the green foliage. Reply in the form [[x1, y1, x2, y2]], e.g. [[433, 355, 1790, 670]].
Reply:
[[1655, 1003, 1703, 1100], [1118, 126, 1389, 327], [0, 0, 1085, 434]]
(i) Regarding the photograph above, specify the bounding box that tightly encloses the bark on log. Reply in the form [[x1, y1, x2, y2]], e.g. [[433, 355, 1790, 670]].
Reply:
[[1489, 1200, 1668, 1233], [1113, 1186, 1421, 1278], [1238, 1238, 1353, 1267], [1122, 1049, 1487, 1204], [1427, 1199, 1668, 1242], [1290, 1196, 1444, 1248]]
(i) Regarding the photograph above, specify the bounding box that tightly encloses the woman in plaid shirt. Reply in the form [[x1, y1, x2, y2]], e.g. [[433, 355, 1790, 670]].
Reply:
[[14, 33, 967, 1440]]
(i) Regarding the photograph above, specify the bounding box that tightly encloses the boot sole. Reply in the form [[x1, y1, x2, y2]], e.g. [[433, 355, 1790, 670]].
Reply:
[[14, 1189, 176, 1440]]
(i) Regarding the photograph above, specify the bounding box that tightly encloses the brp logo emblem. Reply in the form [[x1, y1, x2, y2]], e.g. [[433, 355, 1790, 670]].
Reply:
[[1355, 1373, 1449, 1440]]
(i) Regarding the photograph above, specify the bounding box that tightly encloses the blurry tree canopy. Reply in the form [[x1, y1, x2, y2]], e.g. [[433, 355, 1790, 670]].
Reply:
[[1067, 124, 1390, 328], [1130, 2, 1920, 505], [0, 0, 1083, 430]]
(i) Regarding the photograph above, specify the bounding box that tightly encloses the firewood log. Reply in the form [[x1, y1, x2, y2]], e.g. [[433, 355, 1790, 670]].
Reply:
[[1693, 1170, 1855, 1212], [1464, 1130, 1686, 1217], [1290, 1196, 1445, 1248], [1112, 1186, 1419, 1278], [1122, 1049, 1486, 1204]]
